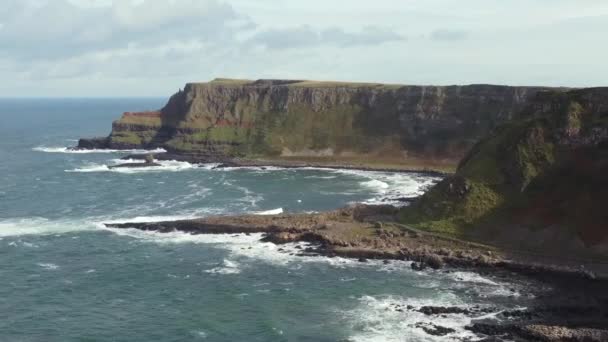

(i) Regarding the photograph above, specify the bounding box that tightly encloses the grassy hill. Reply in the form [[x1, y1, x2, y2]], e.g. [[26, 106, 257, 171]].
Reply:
[[399, 88, 608, 256]]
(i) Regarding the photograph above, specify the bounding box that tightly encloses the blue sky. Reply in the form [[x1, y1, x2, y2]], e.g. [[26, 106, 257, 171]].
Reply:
[[1, 0, 607, 96]]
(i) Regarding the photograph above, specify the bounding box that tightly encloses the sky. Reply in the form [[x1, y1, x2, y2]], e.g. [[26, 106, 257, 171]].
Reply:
[[1, 0, 607, 97]]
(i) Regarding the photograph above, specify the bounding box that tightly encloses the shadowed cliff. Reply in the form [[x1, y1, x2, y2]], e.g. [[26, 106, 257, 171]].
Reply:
[[399, 87, 608, 257]]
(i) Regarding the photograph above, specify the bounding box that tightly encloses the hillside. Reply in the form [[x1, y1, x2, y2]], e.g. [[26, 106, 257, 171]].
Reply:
[[399, 88, 608, 257], [78, 78, 553, 170]]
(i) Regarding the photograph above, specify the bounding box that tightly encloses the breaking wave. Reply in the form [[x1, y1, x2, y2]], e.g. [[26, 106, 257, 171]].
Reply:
[[33, 146, 166, 154], [66, 159, 197, 173], [344, 295, 488, 342], [253, 208, 284, 215]]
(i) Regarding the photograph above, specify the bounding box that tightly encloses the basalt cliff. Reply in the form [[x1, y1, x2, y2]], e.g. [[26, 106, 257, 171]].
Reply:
[[79, 78, 554, 170], [400, 87, 608, 256]]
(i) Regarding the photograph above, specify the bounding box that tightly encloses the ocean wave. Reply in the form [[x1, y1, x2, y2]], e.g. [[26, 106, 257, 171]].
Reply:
[[37, 262, 60, 270], [0, 217, 95, 237], [218, 165, 291, 172], [66, 159, 197, 173], [344, 295, 490, 342], [360, 179, 390, 192], [253, 208, 283, 215], [213, 165, 440, 206], [448, 271, 499, 286], [222, 180, 263, 207], [0, 208, 220, 238], [204, 259, 241, 275], [99, 228, 394, 270], [331, 169, 441, 206], [101, 214, 203, 226], [33, 146, 166, 154]]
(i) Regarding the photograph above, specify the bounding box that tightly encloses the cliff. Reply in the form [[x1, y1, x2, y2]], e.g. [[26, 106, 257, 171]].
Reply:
[[399, 87, 608, 256], [79, 78, 554, 169]]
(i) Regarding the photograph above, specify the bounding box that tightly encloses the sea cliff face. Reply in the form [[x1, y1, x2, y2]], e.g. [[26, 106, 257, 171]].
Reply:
[[79, 78, 552, 166], [400, 87, 608, 256]]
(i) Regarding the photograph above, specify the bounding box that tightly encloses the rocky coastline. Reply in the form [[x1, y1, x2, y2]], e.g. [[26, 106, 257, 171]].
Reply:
[[77, 79, 608, 340], [104, 203, 608, 341], [117, 151, 452, 176]]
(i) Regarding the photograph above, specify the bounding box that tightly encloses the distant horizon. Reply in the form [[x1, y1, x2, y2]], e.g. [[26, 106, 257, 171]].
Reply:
[[0, 76, 595, 99]]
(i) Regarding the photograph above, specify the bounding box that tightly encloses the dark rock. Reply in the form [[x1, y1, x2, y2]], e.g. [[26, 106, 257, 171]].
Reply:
[[411, 262, 426, 271], [109, 161, 161, 169], [424, 254, 444, 269], [415, 323, 456, 336], [76, 137, 109, 149]]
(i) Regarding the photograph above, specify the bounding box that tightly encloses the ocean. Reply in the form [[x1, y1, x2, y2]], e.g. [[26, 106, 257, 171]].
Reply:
[[0, 98, 533, 341]]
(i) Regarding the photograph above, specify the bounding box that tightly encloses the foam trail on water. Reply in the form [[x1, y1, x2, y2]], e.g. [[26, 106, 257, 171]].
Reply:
[[0, 217, 96, 237], [0, 207, 222, 238], [33, 146, 166, 154]]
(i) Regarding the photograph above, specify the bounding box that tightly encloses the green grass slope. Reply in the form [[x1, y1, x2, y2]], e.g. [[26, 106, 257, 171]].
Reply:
[[399, 88, 608, 254]]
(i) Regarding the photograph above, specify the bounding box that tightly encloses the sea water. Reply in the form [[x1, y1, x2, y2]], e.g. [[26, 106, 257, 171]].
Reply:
[[0, 98, 532, 341]]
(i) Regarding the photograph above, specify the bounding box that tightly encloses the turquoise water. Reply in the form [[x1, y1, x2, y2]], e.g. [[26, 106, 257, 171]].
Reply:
[[1, 99, 531, 341]]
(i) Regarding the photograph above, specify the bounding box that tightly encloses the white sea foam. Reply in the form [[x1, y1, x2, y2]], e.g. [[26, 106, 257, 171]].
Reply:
[[445, 271, 522, 298], [344, 295, 492, 342], [0, 207, 221, 238], [66, 159, 197, 173], [205, 259, 241, 275], [37, 263, 60, 270], [449, 271, 499, 286], [214, 165, 440, 206], [253, 208, 283, 215], [100, 212, 211, 226], [0, 217, 95, 237], [101, 226, 511, 341], [331, 169, 441, 205], [360, 179, 390, 192], [222, 180, 263, 207], [100, 228, 390, 270], [33, 146, 166, 154], [218, 165, 290, 172]]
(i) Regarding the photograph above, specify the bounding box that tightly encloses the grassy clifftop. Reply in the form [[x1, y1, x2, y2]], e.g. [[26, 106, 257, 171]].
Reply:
[[399, 88, 608, 255]]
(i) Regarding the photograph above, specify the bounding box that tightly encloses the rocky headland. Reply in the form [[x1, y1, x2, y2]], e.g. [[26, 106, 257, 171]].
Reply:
[[78, 78, 559, 172]]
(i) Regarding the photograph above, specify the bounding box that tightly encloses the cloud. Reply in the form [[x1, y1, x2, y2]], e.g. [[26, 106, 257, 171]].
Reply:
[[1, 0, 608, 96], [430, 29, 468, 41], [0, 0, 246, 61], [248, 25, 405, 49]]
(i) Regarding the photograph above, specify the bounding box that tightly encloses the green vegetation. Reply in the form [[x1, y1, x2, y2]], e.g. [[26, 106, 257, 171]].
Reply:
[[399, 90, 608, 251], [114, 116, 162, 127], [288, 80, 403, 89]]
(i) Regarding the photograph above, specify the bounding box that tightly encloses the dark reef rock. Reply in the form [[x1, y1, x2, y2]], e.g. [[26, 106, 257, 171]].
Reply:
[[76, 137, 109, 149]]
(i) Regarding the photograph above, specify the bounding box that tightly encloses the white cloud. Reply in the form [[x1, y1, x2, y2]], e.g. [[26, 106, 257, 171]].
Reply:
[[248, 25, 404, 49]]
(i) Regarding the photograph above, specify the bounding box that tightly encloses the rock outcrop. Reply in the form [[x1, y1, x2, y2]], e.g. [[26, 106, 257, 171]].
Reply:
[[399, 87, 608, 256], [79, 78, 555, 166]]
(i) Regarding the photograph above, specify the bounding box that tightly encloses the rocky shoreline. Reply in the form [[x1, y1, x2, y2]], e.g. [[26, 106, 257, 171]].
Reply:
[[104, 204, 608, 341]]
